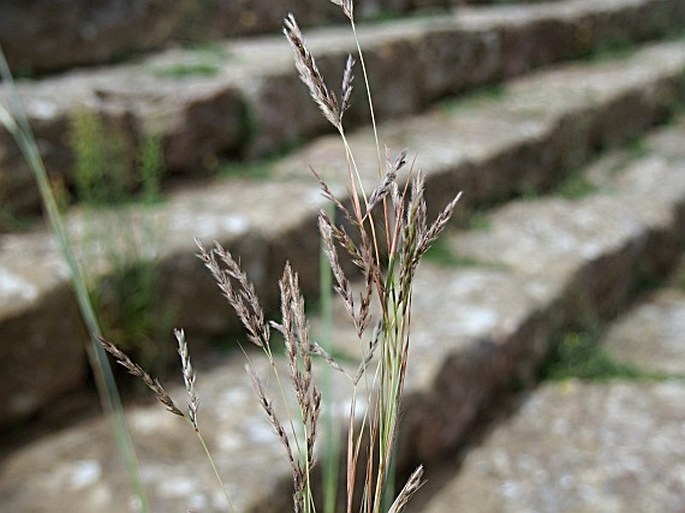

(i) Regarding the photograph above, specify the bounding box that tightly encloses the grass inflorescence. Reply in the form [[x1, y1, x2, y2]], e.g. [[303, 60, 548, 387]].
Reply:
[[95, 2, 461, 512]]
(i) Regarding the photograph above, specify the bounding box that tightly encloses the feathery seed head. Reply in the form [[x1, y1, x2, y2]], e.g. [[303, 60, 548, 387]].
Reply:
[[283, 14, 340, 129], [330, 0, 354, 19]]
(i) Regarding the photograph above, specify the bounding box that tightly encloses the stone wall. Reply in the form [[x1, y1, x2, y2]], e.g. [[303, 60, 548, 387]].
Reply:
[[0, 0, 453, 75], [0, 0, 196, 75]]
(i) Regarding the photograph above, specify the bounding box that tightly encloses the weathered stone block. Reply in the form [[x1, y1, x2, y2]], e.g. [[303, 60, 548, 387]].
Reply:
[[0, 282, 87, 424], [0, 0, 196, 74]]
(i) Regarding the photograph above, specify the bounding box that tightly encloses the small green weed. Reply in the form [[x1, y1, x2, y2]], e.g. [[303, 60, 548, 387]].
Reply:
[[71, 108, 129, 205], [99, 262, 178, 375], [541, 331, 667, 382], [467, 215, 491, 231], [186, 42, 227, 60], [154, 62, 220, 79], [457, 210, 491, 231], [219, 136, 303, 180], [219, 159, 273, 180], [368, 8, 443, 24], [70, 108, 173, 374], [0, 208, 32, 232], [366, 10, 402, 24], [441, 83, 506, 114], [423, 238, 485, 268], [70, 108, 164, 205], [154, 44, 226, 79], [626, 135, 650, 159], [580, 35, 635, 63], [554, 170, 598, 200], [423, 237, 508, 271], [671, 261, 685, 291], [138, 132, 165, 204]]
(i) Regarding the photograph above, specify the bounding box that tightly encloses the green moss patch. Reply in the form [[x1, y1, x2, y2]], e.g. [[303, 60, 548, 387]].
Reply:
[[540, 331, 670, 382]]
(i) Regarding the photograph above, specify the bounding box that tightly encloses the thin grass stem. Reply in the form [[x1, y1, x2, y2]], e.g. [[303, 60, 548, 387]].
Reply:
[[192, 424, 237, 513], [320, 202, 341, 513], [350, 19, 382, 177], [0, 45, 150, 513]]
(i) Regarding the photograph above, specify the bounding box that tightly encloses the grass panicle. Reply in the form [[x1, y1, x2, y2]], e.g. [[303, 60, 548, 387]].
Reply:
[[98, 333, 237, 512], [196, 239, 270, 350], [196, 9, 461, 513], [283, 14, 340, 130]]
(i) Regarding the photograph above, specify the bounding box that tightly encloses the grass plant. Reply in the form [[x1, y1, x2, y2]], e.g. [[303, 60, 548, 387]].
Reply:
[[0, 208, 32, 232], [423, 238, 484, 268], [97, 2, 461, 512], [541, 330, 675, 382], [220, 159, 274, 180], [153, 43, 226, 79], [154, 62, 221, 79], [554, 170, 599, 200], [70, 109, 173, 373], [674, 263, 685, 291]]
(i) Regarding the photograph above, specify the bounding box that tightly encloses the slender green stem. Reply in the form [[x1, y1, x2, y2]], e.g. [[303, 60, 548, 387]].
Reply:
[[350, 19, 382, 177], [194, 427, 237, 512], [0, 46, 150, 513], [320, 203, 341, 513]]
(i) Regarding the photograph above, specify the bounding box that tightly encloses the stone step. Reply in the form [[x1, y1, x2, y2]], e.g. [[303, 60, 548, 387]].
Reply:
[[3, 0, 684, 215], [1, 103, 684, 513], [399, 118, 685, 461], [413, 269, 685, 513], [3, 37, 685, 426], [0, 0, 455, 75]]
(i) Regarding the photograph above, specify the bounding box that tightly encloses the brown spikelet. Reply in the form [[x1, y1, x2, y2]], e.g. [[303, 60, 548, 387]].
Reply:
[[98, 336, 184, 417], [283, 14, 339, 129], [273, 263, 321, 511], [340, 54, 355, 120], [365, 148, 407, 218], [330, 0, 354, 19], [196, 239, 270, 349], [319, 212, 356, 322], [311, 166, 354, 221], [309, 341, 349, 378], [245, 362, 297, 472], [418, 191, 463, 256], [387, 466, 425, 513]]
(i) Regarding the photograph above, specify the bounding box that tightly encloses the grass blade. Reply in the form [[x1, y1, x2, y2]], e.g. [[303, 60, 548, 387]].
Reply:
[[0, 44, 150, 513]]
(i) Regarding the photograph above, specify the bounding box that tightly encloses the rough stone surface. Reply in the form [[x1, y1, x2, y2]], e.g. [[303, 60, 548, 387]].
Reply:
[[0, 353, 326, 513], [2, 131, 685, 510], [395, 116, 685, 462], [409, 255, 685, 513], [0, 233, 88, 423], [0, 177, 327, 425], [3, 38, 685, 425], [418, 380, 685, 513], [0, 0, 454, 74], [275, 39, 685, 212], [0, 0, 196, 75], [3, 0, 685, 215], [3, 6, 685, 504]]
